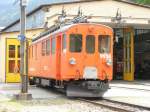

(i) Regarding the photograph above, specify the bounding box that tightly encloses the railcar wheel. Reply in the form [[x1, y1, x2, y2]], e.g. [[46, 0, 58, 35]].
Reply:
[[29, 77, 35, 85]]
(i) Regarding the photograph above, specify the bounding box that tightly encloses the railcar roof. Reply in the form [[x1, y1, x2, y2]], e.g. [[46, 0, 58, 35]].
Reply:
[[32, 23, 112, 45]]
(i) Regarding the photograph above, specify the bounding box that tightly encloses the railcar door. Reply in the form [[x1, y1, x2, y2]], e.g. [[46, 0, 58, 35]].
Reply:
[[83, 34, 98, 79], [56, 35, 61, 80], [6, 38, 21, 83]]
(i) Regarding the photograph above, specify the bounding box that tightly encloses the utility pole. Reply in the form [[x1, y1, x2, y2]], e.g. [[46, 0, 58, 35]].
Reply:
[[14, 0, 32, 100]]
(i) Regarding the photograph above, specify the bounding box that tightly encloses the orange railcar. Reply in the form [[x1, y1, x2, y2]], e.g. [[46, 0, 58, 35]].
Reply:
[[28, 23, 113, 97]]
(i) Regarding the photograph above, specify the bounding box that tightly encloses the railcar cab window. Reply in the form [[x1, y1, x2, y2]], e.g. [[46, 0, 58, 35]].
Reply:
[[86, 35, 95, 53], [62, 34, 67, 52], [69, 34, 82, 52], [98, 35, 110, 53], [51, 38, 56, 54]]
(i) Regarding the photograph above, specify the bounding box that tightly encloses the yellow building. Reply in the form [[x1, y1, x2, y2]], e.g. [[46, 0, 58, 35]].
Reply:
[[0, 0, 150, 83], [0, 28, 44, 83], [0, 5, 46, 83]]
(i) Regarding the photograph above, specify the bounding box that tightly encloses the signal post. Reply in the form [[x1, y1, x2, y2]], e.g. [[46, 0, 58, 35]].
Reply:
[[14, 0, 32, 100]]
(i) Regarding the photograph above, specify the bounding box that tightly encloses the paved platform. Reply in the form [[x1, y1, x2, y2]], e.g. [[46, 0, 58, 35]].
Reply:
[[104, 80, 150, 108], [0, 80, 150, 108], [0, 84, 63, 99]]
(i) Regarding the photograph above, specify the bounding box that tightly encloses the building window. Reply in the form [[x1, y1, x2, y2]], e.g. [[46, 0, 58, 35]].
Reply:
[[98, 35, 111, 53], [42, 41, 46, 56], [46, 39, 50, 55], [17, 45, 20, 58], [17, 60, 20, 73], [69, 34, 82, 52], [9, 60, 15, 73], [51, 38, 56, 54], [62, 34, 67, 52], [86, 35, 95, 53], [9, 45, 15, 58]]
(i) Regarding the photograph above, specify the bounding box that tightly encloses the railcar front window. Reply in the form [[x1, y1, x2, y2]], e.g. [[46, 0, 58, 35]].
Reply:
[[70, 34, 82, 52], [98, 35, 110, 53], [86, 35, 95, 53]]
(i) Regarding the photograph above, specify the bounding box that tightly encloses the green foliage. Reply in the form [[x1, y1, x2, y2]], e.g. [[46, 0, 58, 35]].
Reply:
[[136, 0, 150, 5]]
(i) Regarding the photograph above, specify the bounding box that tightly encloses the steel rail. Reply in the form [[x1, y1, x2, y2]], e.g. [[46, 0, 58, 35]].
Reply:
[[104, 98, 150, 111], [78, 98, 135, 112]]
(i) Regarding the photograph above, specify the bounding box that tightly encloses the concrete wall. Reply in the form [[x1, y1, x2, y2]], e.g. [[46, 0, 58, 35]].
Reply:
[[45, 0, 150, 28], [0, 28, 44, 82]]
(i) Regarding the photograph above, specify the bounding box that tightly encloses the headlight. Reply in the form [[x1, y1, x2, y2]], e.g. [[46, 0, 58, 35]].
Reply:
[[106, 58, 112, 66], [69, 57, 76, 65]]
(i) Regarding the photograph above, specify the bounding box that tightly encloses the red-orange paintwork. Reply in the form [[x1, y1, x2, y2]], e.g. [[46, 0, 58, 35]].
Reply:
[[28, 23, 113, 81]]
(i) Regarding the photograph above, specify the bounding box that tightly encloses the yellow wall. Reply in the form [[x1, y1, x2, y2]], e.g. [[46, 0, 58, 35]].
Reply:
[[0, 28, 44, 82]]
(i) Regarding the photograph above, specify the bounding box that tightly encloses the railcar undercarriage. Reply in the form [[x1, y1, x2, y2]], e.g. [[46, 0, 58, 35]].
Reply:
[[29, 77, 109, 97]]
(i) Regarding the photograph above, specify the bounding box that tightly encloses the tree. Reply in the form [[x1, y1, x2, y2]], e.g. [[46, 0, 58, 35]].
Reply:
[[136, 0, 150, 5]]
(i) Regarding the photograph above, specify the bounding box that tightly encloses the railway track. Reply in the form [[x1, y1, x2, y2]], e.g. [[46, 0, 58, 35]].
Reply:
[[78, 98, 150, 112]]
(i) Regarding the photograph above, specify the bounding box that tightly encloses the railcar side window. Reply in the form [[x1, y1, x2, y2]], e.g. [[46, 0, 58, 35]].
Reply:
[[98, 35, 110, 53], [35, 45, 37, 59], [62, 34, 67, 52], [29, 47, 32, 59], [69, 34, 82, 52], [32, 46, 34, 58], [46, 39, 50, 55], [86, 35, 95, 53], [42, 41, 46, 56], [51, 38, 56, 54]]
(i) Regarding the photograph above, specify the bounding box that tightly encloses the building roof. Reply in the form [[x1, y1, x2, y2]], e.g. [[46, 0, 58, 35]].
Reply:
[[1, 0, 150, 32]]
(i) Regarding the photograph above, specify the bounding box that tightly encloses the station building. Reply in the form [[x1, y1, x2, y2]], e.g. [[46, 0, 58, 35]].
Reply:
[[0, 0, 150, 83]]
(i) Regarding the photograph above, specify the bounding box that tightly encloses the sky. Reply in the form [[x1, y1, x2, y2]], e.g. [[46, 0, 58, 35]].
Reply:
[[0, 0, 14, 5]]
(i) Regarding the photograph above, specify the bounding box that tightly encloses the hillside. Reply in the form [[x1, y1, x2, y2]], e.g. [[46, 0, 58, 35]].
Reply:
[[0, 0, 74, 27]]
